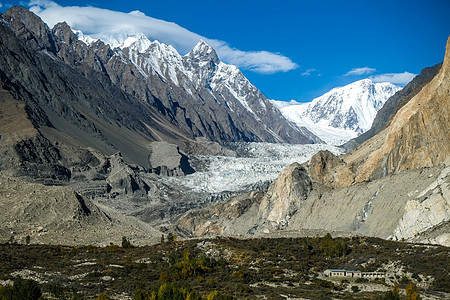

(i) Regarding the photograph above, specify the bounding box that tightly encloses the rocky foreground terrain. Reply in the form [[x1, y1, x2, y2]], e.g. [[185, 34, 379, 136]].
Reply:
[[1, 236, 449, 299]]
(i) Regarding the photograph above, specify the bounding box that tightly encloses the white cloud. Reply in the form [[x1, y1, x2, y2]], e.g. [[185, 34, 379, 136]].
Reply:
[[301, 69, 317, 76], [27, 0, 297, 74], [345, 67, 376, 76], [370, 72, 416, 86]]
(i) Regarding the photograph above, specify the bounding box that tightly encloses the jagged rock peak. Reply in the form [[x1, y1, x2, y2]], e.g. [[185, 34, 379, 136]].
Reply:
[[188, 39, 220, 64], [4, 6, 42, 26], [52, 21, 78, 45], [3, 6, 56, 51]]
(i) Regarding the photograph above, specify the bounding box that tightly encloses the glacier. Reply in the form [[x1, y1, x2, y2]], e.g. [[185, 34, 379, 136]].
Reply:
[[159, 142, 343, 194]]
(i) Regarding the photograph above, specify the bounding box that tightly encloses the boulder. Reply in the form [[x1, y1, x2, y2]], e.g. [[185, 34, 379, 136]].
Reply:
[[148, 141, 194, 176]]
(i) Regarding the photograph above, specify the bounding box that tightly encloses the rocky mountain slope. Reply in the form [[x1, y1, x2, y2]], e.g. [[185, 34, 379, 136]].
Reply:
[[4, 6, 318, 145], [176, 36, 450, 246], [0, 7, 198, 171], [0, 7, 191, 244], [272, 79, 400, 144]]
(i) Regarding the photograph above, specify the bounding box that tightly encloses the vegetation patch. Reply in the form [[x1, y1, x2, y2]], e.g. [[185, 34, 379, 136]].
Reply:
[[0, 236, 448, 299]]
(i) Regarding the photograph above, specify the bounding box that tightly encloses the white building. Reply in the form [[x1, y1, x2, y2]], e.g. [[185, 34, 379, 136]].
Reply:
[[324, 269, 382, 278]]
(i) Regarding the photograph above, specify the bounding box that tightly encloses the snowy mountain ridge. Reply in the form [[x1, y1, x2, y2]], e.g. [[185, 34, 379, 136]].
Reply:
[[76, 31, 275, 124], [272, 79, 401, 144]]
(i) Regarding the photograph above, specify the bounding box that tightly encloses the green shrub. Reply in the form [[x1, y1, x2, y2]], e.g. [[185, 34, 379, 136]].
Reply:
[[47, 282, 65, 299], [122, 236, 134, 248], [207, 290, 234, 300], [0, 278, 42, 300]]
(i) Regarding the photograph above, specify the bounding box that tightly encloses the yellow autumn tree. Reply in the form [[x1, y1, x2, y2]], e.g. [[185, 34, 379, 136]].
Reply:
[[405, 283, 421, 300]]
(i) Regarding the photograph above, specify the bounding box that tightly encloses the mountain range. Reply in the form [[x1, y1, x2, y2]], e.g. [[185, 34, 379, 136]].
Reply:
[[53, 15, 319, 145], [0, 6, 323, 175], [272, 79, 401, 144], [0, 5, 449, 250]]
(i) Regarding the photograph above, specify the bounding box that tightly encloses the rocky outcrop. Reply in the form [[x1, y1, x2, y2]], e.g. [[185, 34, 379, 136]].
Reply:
[[176, 191, 264, 237], [307, 150, 355, 188], [106, 153, 150, 195], [391, 165, 450, 243], [148, 141, 194, 176], [0, 172, 161, 246], [257, 163, 311, 230]]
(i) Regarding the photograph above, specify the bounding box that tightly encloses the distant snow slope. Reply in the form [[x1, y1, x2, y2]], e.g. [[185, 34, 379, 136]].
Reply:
[[272, 79, 401, 145]]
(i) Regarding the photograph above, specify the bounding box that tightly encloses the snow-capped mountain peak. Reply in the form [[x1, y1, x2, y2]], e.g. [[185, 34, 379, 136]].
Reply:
[[273, 79, 401, 144], [192, 39, 213, 53], [73, 29, 96, 45], [120, 32, 152, 53], [187, 39, 220, 65], [307, 79, 399, 130]]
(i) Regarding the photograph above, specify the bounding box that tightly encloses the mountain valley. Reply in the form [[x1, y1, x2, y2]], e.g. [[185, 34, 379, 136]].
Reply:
[[0, 5, 448, 247], [176, 35, 450, 247], [0, 4, 449, 300]]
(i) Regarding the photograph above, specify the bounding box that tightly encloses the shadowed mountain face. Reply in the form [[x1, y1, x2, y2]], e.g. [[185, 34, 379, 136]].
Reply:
[[1, 6, 319, 147], [0, 8, 198, 172]]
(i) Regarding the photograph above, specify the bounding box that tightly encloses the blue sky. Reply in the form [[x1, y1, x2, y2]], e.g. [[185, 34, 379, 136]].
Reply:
[[1, 0, 449, 102]]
